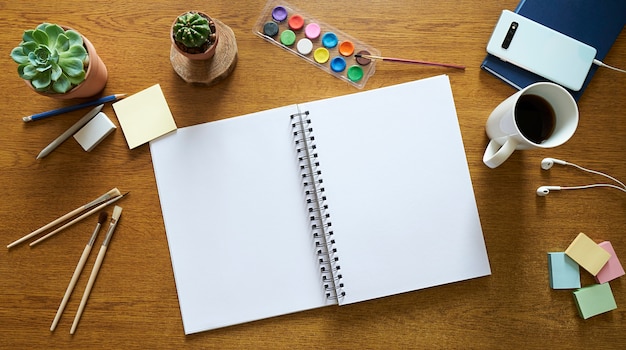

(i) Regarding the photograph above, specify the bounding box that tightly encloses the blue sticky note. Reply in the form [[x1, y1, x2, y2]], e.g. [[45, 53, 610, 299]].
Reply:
[[548, 252, 581, 289], [573, 283, 617, 319]]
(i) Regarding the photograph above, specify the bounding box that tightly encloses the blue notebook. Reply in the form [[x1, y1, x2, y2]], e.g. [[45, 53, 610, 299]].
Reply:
[[480, 0, 626, 101]]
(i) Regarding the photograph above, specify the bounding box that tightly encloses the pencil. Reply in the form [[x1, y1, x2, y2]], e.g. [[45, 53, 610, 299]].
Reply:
[[36, 104, 104, 159], [70, 205, 123, 335], [22, 94, 126, 123], [29, 192, 128, 247], [6, 188, 121, 249], [50, 212, 108, 332], [354, 54, 465, 70]]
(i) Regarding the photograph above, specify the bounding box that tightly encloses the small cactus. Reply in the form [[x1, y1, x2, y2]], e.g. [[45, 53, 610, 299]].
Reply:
[[173, 12, 212, 48]]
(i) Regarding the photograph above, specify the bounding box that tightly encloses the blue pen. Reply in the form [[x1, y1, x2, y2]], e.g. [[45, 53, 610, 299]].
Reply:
[[22, 94, 126, 122]]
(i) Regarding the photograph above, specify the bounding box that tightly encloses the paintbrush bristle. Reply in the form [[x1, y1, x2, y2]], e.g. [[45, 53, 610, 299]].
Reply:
[[108, 188, 122, 197], [98, 212, 108, 225], [111, 206, 123, 221]]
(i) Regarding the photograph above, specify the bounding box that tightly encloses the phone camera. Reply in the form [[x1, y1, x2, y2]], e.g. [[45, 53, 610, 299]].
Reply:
[[501, 21, 518, 49]]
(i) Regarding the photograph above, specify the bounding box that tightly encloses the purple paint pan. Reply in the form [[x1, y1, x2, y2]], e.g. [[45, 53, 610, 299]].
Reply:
[[272, 6, 288, 22]]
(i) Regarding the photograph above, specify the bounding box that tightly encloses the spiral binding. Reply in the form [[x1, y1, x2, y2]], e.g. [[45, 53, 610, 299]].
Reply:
[[291, 110, 345, 301]]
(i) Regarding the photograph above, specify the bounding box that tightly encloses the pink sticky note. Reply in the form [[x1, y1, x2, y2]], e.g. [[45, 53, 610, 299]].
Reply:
[[595, 241, 625, 284]]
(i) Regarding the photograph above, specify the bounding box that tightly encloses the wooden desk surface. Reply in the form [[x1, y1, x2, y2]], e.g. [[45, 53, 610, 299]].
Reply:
[[2, 1, 625, 348]]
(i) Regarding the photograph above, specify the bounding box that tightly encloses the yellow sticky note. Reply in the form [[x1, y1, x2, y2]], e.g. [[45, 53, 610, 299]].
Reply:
[[565, 233, 611, 276], [113, 84, 177, 149]]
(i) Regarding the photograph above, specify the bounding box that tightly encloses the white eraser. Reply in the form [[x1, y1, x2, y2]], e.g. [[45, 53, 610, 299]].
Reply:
[[73, 111, 117, 152]]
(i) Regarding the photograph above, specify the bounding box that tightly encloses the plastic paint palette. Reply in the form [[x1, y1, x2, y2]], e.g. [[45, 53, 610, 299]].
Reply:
[[254, 0, 380, 89]]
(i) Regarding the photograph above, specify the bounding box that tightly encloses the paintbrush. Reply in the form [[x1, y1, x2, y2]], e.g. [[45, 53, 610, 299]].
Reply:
[[50, 212, 108, 332], [70, 205, 123, 334], [7, 188, 121, 249], [29, 192, 129, 247], [354, 53, 465, 70]]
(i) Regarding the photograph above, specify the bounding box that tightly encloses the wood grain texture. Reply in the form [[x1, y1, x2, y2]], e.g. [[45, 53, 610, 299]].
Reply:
[[1, 0, 625, 349]]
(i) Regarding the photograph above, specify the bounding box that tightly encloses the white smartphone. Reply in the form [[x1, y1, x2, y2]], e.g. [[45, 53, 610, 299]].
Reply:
[[486, 10, 597, 91]]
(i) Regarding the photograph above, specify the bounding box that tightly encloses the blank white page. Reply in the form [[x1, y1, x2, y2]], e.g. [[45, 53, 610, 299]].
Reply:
[[150, 105, 333, 334], [298, 75, 491, 305]]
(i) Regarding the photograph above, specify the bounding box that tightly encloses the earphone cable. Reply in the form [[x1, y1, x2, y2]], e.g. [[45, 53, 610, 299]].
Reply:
[[566, 161, 626, 189], [560, 183, 626, 193]]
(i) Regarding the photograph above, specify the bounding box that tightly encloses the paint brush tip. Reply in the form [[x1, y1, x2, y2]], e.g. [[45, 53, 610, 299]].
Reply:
[[98, 212, 108, 225]]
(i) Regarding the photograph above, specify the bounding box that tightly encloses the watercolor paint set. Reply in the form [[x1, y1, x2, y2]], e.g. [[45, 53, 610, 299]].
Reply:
[[253, 0, 381, 89]]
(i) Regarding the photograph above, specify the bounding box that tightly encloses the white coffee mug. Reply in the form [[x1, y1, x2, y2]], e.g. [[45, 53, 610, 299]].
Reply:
[[483, 82, 578, 168]]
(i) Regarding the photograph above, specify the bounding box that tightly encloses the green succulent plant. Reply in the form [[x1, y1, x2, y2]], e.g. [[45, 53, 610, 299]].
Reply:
[[10, 23, 88, 94], [173, 12, 212, 48]]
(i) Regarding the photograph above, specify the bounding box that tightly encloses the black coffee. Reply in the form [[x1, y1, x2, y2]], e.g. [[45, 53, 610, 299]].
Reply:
[[514, 94, 556, 144]]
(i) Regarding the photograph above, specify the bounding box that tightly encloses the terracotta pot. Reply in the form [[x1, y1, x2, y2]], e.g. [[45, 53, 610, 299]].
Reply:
[[171, 11, 219, 61], [25, 29, 108, 100]]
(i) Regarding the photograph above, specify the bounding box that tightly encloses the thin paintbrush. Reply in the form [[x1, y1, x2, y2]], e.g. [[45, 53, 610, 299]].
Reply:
[[355, 53, 465, 70], [7, 188, 121, 249], [29, 192, 128, 247], [50, 212, 108, 332], [70, 206, 123, 335]]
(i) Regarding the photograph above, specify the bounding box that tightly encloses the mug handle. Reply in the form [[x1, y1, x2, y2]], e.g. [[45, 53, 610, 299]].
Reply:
[[483, 138, 518, 168]]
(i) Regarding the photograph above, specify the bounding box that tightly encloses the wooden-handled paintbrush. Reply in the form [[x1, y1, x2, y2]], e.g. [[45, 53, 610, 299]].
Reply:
[[50, 212, 108, 332], [355, 53, 465, 70]]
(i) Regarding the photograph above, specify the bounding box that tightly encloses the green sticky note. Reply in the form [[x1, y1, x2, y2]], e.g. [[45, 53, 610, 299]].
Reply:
[[573, 283, 617, 319]]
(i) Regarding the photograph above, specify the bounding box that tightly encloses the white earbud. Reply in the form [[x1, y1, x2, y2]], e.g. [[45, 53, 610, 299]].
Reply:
[[540, 157, 568, 170], [536, 186, 561, 196], [536, 158, 626, 196]]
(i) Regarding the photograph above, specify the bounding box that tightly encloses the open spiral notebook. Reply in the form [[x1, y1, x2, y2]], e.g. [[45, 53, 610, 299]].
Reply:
[[150, 74, 491, 334]]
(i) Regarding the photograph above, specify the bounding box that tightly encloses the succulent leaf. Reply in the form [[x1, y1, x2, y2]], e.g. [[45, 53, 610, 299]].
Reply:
[[10, 47, 28, 64], [56, 34, 70, 52], [68, 71, 85, 85], [31, 70, 51, 90], [20, 41, 38, 55], [59, 57, 84, 77], [32, 29, 48, 45], [66, 30, 83, 47], [22, 30, 35, 43], [52, 74, 71, 93], [59, 43, 87, 61], [44, 24, 64, 48], [50, 63, 62, 81], [20, 64, 37, 79]]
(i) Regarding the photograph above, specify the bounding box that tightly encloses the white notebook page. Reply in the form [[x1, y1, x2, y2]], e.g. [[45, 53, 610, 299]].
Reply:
[[299, 75, 491, 304], [150, 105, 334, 334]]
